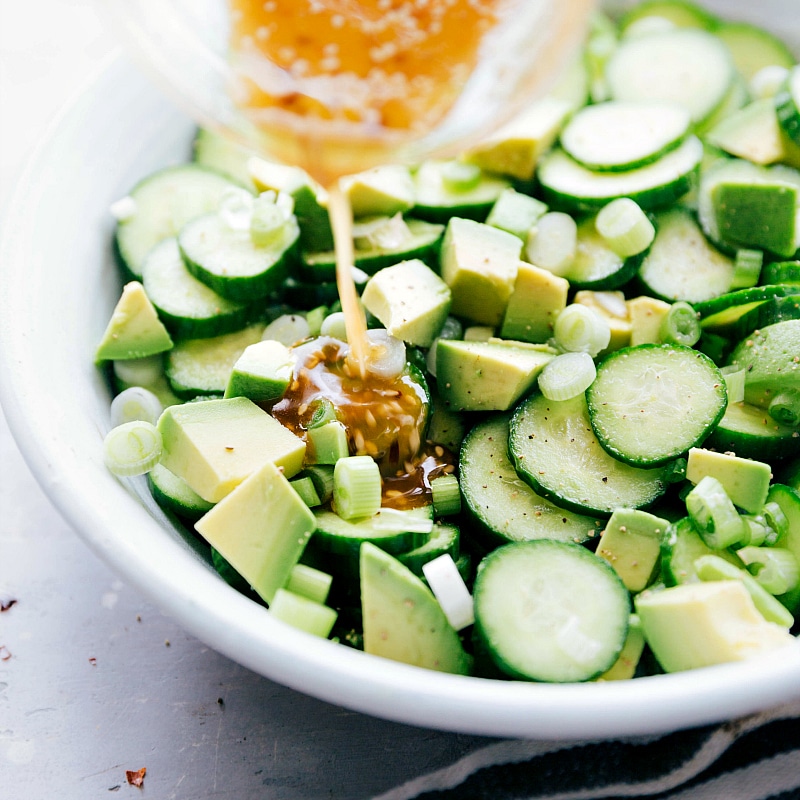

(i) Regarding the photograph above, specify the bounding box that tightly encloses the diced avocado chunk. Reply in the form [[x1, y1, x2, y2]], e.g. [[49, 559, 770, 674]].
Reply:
[[224, 339, 295, 403], [596, 615, 646, 681], [573, 290, 632, 352], [500, 262, 569, 343], [712, 181, 799, 258], [195, 460, 316, 603], [596, 508, 669, 592], [634, 581, 796, 673], [360, 542, 471, 674], [341, 165, 414, 218], [627, 295, 672, 345], [436, 339, 554, 412], [686, 447, 772, 514], [158, 396, 306, 502], [463, 98, 572, 181], [440, 218, 521, 326], [95, 281, 173, 361], [361, 259, 451, 347], [486, 188, 548, 240]]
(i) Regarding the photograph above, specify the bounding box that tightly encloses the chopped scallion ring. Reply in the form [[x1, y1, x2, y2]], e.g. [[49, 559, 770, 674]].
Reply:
[[768, 390, 800, 428], [103, 420, 162, 477], [430, 474, 461, 517], [525, 212, 578, 276], [269, 588, 338, 638], [737, 546, 800, 596], [333, 456, 382, 520], [112, 355, 165, 388], [685, 476, 744, 549], [731, 248, 763, 289], [263, 314, 311, 346], [320, 311, 348, 341], [538, 352, 597, 401], [285, 563, 333, 605], [364, 329, 406, 380], [422, 554, 474, 631], [218, 186, 254, 231], [595, 198, 655, 258], [659, 301, 701, 347], [553, 304, 611, 357], [110, 386, 163, 427]]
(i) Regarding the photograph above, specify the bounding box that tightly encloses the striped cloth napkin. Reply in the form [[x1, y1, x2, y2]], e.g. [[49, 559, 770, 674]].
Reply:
[[374, 699, 800, 800]]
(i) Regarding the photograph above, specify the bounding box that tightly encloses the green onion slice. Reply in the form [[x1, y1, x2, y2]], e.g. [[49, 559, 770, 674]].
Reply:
[[595, 198, 655, 258], [537, 352, 596, 401], [553, 303, 611, 357], [103, 420, 162, 477], [110, 386, 163, 427], [659, 301, 701, 346], [333, 455, 382, 520]]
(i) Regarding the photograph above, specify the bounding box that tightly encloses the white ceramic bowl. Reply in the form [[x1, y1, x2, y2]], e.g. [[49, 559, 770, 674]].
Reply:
[[2, 2, 800, 740]]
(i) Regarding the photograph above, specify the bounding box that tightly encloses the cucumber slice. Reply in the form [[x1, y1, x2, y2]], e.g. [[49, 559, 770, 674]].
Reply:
[[193, 128, 256, 189], [729, 294, 800, 342], [776, 66, 800, 147], [460, 415, 600, 547], [586, 344, 727, 467], [705, 401, 800, 462], [148, 462, 215, 521], [300, 218, 443, 282], [178, 212, 299, 301], [473, 540, 630, 682], [564, 215, 644, 291], [115, 164, 242, 279], [537, 136, 702, 213], [560, 102, 691, 172], [715, 22, 796, 83], [165, 324, 265, 399], [397, 522, 460, 577], [762, 260, 800, 285], [508, 393, 671, 516], [412, 160, 511, 223], [606, 29, 733, 127], [142, 238, 259, 340], [727, 319, 800, 409], [695, 284, 797, 330], [638, 207, 734, 303], [619, 0, 718, 32]]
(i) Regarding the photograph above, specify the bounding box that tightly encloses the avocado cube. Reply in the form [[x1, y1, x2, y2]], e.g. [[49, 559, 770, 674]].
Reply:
[[574, 290, 632, 352], [712, 181, 798, 258], [634, 581, 795, 673], [686, 448, 772, 514], [95, 281, 173, 361], [440, 218, 521, 326], [627, 295, 672, 345], [463, 98, 572, 181], [195, 460, 316, 604], [596, 509, 669, 592], [341, 164, 415, 218], [436, 339, 553, 412], [597, 615, 646, 681], [486, 188, 548, 240], [224, 340, 295, 403], [361, 259, 452, 347], [500, 262, 569, 343], [158, 397, 306, 503]]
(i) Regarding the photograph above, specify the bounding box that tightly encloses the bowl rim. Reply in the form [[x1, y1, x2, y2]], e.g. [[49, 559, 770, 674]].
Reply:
[[2, 53, 800, 741]]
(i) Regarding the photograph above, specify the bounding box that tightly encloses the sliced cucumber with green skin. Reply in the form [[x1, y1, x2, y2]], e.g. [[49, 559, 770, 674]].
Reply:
[[776, 66, 800, 147], [148, 462, 215, 521], [618, 0, 718, 32], [726, 320, 800, 409], [704, 401, 800, 462], [606, 29, 733, 127], [660, 516, 744, 587], [762, 261, 800, 285], [178, 212, 299, 301], [586, 344, 727, 467], [537, 137, 703, 213], [473, 540, 631, 683], [565, 215, 645, 291], [165, 323, 265, 399], [715, 22, 796, 83], [300, 218, 444, 282], [411, 160, 511, 223], [460, 415, 600, 547], [193, 128, 256, 189], [771, 484, 800, 613], [509, 393, 671, 517], [115, 164, 243, 280], [729, 294, 800, 342], [637, 207, 734, 304], [559, 102, 691, 173], [695, 284, 797, 330], [142, 238, 260, 340], [397, 522, 460, 577]]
